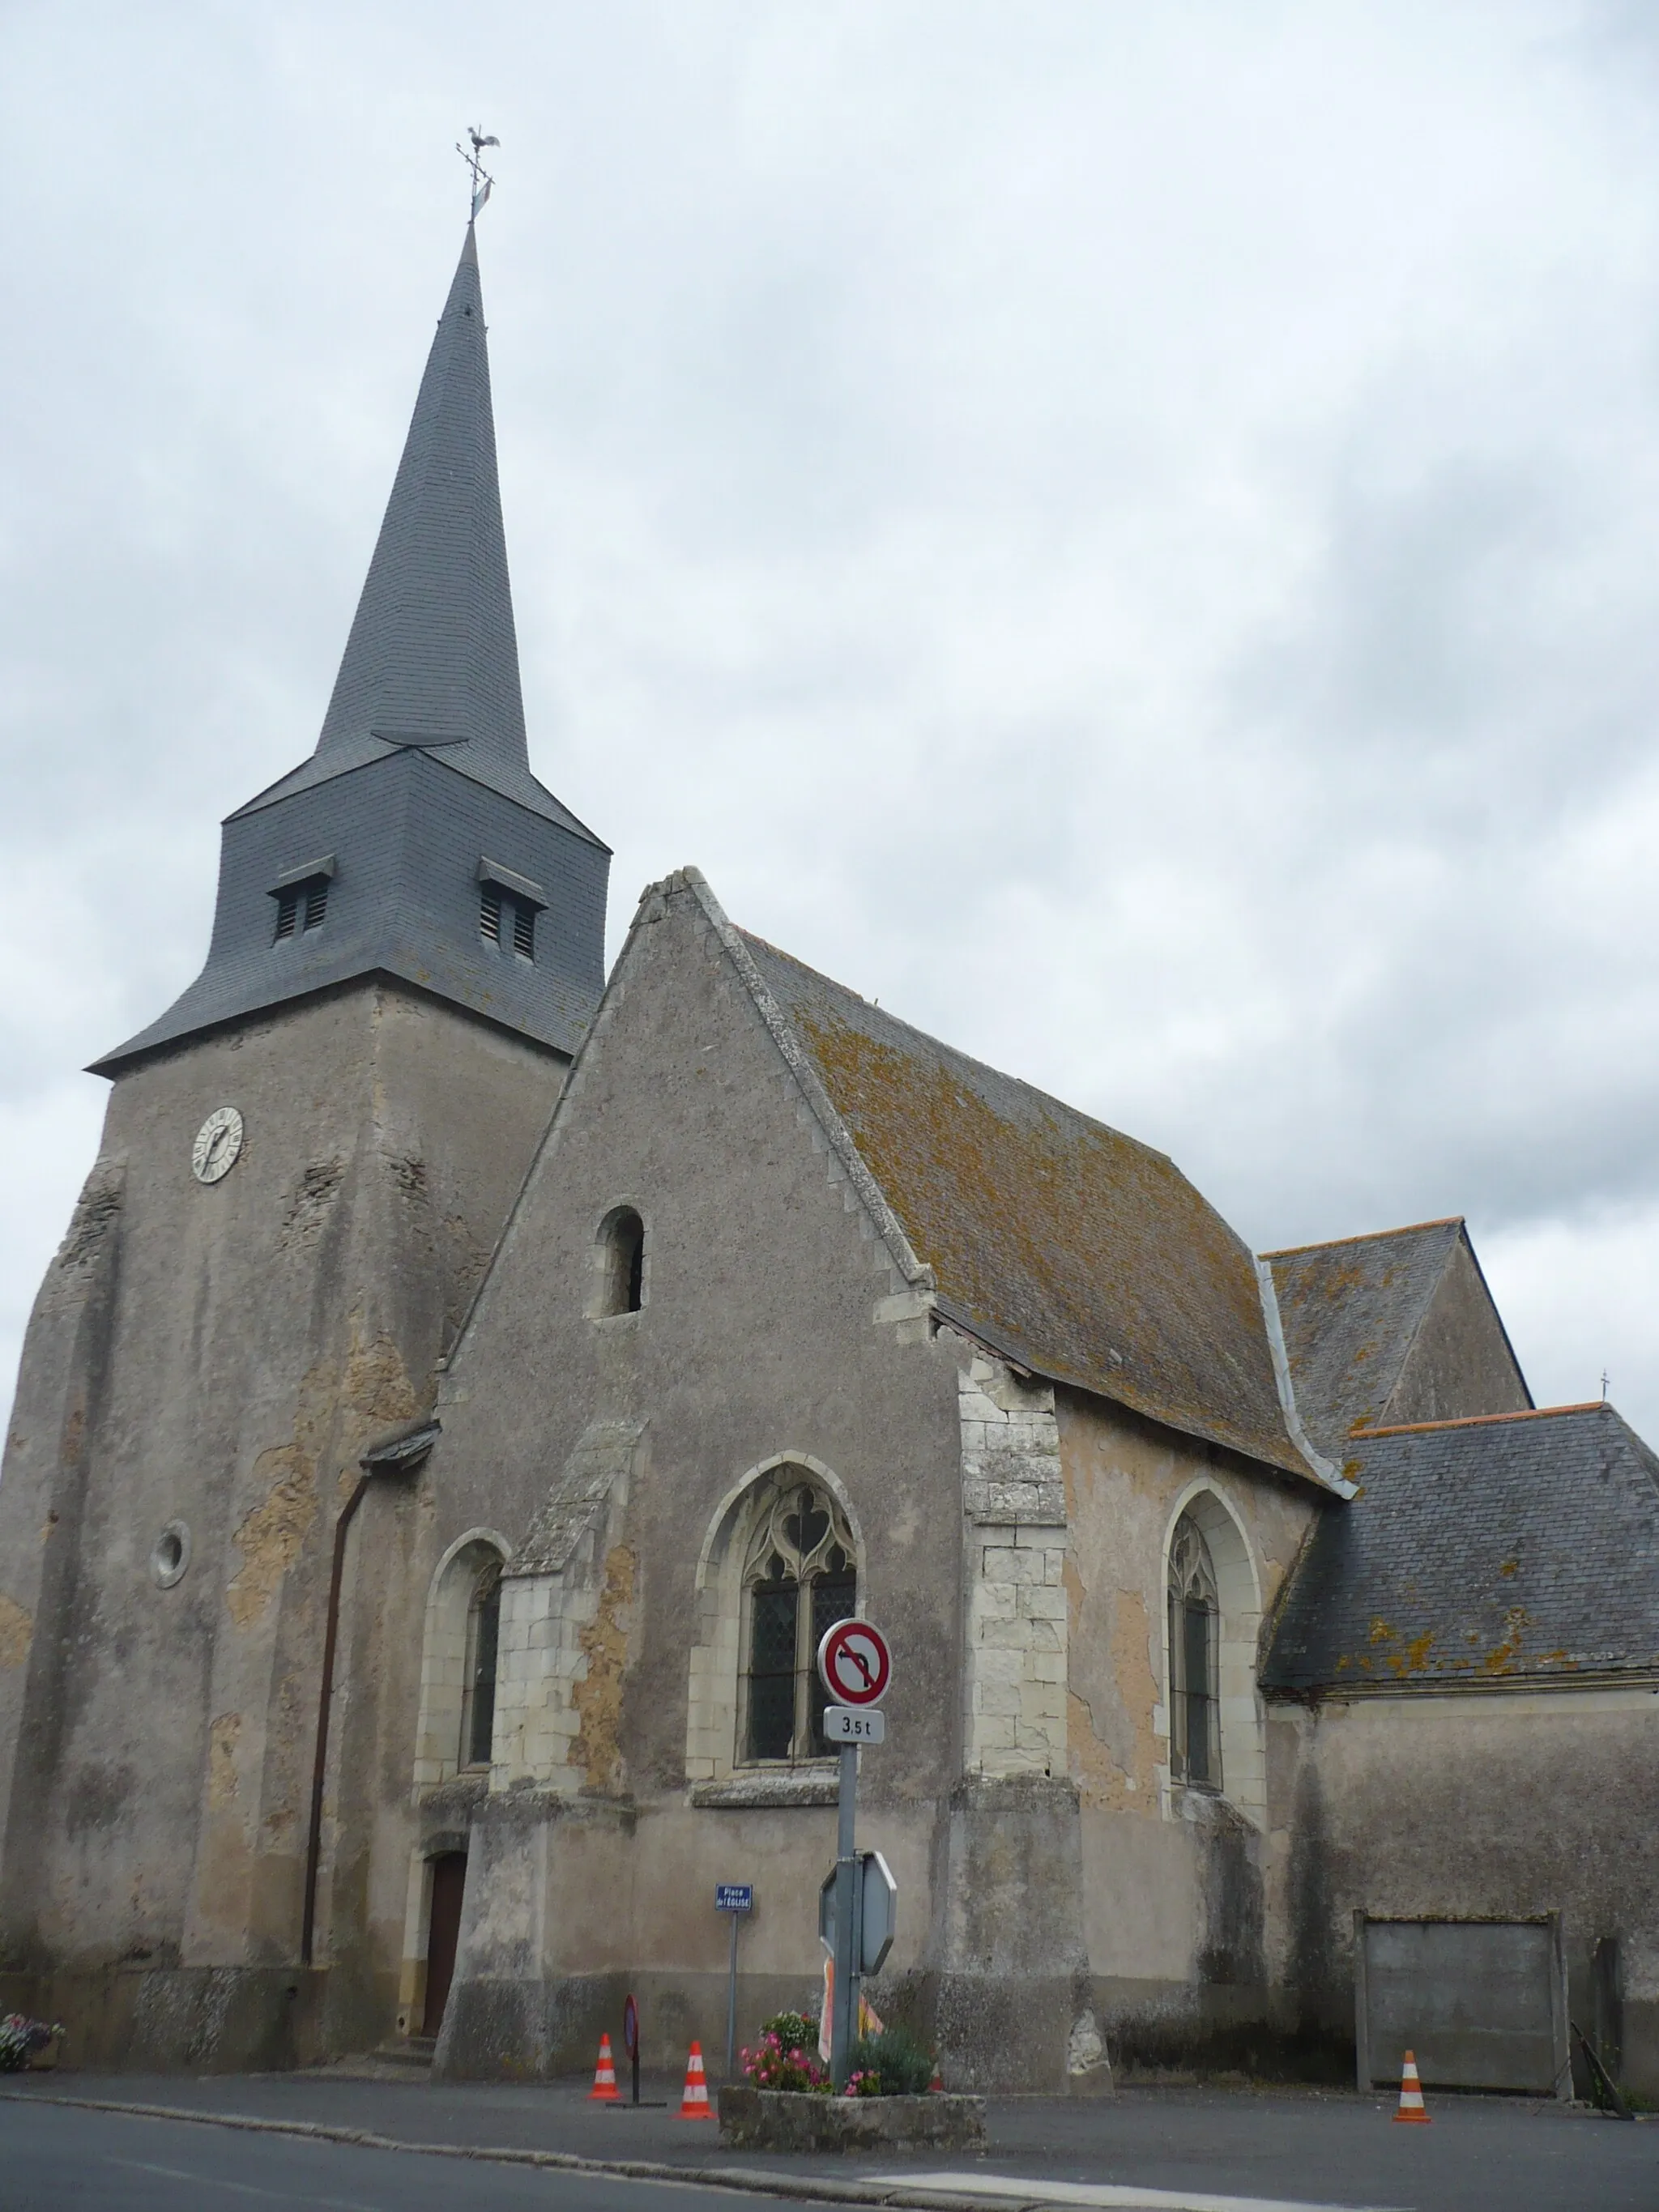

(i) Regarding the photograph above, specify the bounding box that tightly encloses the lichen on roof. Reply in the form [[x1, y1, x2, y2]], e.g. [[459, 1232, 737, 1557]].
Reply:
[[1263, 1218, 1467, 1454], [1263, 1403, 1659, 1694], [741, 932, 1307, 1477]]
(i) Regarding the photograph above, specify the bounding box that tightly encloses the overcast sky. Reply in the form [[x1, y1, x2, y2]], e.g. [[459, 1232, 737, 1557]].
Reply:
[[5, 3, 1659, 1438]]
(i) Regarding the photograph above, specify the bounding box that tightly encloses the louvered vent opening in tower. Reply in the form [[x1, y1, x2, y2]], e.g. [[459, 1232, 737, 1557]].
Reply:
[[274, 889, 300, 941], [480, 884, 503, 942], [513, 901, 535, 960], [304, 880, 329, 931]]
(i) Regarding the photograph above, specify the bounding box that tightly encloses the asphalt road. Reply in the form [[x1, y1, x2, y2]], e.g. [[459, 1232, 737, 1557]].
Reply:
[[3, 2099, 744, 2212], [3, 2084, 1656, 2212]]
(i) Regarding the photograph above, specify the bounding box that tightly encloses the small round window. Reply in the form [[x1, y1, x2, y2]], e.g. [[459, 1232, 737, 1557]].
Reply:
[[151, 1520, 191, 1589]]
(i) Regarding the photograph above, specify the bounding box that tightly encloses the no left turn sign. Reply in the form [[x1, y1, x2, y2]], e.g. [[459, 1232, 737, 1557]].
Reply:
[[817, 1618, 892, 1707]]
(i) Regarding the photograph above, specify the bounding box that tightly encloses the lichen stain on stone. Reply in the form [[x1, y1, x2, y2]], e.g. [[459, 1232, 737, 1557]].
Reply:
[[228, 1451, 318, 1628], [228, 1329, 425, 1625], [207, 1713, 242, 1809], [0, 1594, 32, 1668], [343, 1327, 423, 1429], [571, 1543, 636, 1792]]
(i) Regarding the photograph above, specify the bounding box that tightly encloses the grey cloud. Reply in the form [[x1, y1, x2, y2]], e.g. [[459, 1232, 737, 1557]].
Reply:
[[6, 2, 1659, 1438]]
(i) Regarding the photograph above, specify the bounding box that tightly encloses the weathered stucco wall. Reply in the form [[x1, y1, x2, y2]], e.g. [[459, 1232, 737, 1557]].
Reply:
[[424, 880, 981, 2074], [1059, 1387, 1324, 2070], [0, 982, 564, 2066], [1270, 1687, 1659, 2096]]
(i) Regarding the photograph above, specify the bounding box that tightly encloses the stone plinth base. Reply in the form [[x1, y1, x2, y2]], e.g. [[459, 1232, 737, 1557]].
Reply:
[[717, 2084, 986, 2152]]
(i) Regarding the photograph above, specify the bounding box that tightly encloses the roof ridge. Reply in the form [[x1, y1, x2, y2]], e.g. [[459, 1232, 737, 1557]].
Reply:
[[1261, 1217, 1465, 1261], [1353, 1400, 1606, 1438], [735, 929, 1171, 1168]]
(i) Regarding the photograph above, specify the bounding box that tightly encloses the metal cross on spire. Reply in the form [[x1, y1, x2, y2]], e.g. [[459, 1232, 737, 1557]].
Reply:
[[458, 126, 500, 221]]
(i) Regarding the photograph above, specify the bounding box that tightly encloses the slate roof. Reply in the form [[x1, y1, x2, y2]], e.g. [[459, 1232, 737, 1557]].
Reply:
[[1262, 1219, 1467, 1454], [740, 931, 1312, 1480], [95, 228, 608, 1074], [1262, 1402, 1659, 1694], [237, 228, 598, 838]]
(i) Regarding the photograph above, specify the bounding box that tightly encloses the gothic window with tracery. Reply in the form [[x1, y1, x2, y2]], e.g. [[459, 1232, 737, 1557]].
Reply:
[[740, 1477, 858, 1763], [1167, 1513, 1221, 1791]]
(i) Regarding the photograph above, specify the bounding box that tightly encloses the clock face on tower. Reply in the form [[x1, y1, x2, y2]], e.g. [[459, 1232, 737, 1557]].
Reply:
[[191, 1106, 244, 1185]]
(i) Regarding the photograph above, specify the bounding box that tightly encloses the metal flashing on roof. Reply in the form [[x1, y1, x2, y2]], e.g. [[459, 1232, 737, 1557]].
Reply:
[[1353, 1401, 1601, 1439], [477, 856, 547, 908], [271, 854, 337, 891]]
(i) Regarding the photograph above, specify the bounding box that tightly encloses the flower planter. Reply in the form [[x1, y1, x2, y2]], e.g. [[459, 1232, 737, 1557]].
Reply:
[[28, 2031, 63, 2073], [717, 2083, 986, 2153]]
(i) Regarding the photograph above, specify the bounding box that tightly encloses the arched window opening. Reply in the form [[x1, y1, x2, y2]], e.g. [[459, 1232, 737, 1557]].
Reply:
[[599, 1208, 646, 1316], [1167, 1513, 1221, 1792], [458, 1560, 502, 1771], [740, 1478, 857, 1763]]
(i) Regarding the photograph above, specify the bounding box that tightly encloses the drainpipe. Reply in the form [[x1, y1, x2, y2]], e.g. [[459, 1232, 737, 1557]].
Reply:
[[301, 1418, 440, 1967]]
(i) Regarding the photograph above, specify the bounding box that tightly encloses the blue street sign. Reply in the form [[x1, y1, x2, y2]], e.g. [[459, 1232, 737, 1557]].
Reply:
[[714, 1882, 753, 1913]]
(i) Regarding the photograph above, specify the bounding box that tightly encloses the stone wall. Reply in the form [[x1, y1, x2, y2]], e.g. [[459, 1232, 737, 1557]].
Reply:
[[424, 877, 973, 2075], [1270, 1686, 1659, 2097], [957, 1352, 1068, 1778], [1056, 1387, 1324, 2073], [0, 982, 564, 2067]]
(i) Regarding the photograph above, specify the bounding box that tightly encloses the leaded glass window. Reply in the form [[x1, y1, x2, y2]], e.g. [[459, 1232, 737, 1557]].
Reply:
[[1167, 1513, 1220, 1790], [459, 1561, 502, 1770], [740, 1477, 858, 1763]]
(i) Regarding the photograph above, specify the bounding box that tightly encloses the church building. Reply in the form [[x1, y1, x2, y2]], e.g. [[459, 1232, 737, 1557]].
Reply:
[[2, 224, 1654, 2100]]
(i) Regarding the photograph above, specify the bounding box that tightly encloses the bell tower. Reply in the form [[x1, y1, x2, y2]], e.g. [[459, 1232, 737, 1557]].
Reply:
[[0, 219, 608, 2065]]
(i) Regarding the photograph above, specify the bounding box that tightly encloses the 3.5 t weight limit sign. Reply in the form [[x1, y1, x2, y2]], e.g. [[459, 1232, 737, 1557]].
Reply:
[[817, 1618, 892, 1707]]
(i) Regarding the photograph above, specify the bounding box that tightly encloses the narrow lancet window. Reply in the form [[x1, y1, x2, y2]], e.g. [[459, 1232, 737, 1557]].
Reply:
[[599, 1208, 646, 1315], [1167, 1513, 1221, 1790], [459, 1561, 502, 1770]]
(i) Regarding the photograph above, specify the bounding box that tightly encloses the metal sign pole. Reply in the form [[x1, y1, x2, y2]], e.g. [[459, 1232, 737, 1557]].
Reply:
[[817, 1617, 892, 2097], [830, 1740, 858, 2091], [726, 1909, 740, 2078]]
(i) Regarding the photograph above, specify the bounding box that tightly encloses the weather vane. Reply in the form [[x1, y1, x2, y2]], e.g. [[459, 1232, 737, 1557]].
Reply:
[[458, 126, 500, 221]]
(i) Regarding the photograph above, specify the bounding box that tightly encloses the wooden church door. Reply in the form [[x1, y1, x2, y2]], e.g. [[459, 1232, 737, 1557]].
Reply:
[[422, 1852, 468, 2036]]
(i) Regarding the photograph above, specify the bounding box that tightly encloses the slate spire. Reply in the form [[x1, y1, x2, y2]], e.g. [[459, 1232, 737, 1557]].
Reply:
[[316, 224, 527, 769], [91, 226, 609, 1076]]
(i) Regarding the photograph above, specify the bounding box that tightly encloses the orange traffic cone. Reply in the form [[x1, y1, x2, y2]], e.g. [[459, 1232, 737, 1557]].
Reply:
[[1393, 2049, 1431, 2124], [928, 2060, 944, 2094], [589, 2032, 621, 2102], [678, 2039, 713, 2119]]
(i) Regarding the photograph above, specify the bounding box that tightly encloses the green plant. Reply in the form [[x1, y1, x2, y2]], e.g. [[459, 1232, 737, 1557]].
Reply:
[[847, 2023, 936, 2096]]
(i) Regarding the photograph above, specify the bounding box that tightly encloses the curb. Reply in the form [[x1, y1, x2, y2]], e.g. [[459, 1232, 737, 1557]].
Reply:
[[2, 2089, 1009, 2212]]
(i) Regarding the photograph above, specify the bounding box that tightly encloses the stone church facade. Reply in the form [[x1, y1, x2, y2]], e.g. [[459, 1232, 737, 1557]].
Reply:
[[2, 228, 1655, 2095]]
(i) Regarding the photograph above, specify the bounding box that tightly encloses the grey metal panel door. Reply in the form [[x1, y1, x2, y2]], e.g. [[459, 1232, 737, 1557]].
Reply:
[[1357, 1917, 1566, 2094]]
